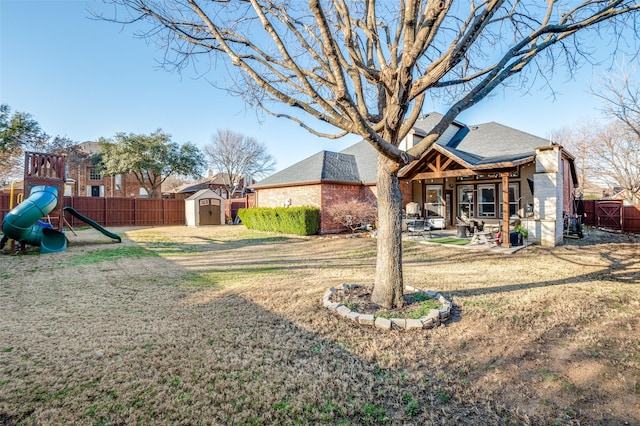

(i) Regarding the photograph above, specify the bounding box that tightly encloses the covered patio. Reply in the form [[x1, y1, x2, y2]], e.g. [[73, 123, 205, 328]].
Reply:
[[398, 114, 579, 248]]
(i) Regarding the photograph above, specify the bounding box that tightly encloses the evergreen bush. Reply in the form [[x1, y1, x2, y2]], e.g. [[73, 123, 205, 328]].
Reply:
[[237, 207, 320, 235]]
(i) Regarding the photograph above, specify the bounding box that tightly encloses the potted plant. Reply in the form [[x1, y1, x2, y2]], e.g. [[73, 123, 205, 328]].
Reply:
[[514, 224, 528, 240]]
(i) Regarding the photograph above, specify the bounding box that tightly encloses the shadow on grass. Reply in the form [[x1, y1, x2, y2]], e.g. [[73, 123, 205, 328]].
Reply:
[[2, 226, 636, 425], [0, 257, 510, 425]]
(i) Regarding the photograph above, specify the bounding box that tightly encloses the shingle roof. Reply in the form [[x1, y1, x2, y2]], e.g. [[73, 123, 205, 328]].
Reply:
[[339, 140, 378, 184], [251, 150, 360, 188], [170, 173, 234, 194], [252, 113, 552, 188], [447, 122, 547, 165]]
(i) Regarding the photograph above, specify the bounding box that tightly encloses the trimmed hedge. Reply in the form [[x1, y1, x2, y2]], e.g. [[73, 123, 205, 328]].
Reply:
[[237, 206, 320, 235]]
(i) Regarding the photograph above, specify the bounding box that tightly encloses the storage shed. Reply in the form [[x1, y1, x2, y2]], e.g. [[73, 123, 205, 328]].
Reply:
[[185, 189, 225, 226]]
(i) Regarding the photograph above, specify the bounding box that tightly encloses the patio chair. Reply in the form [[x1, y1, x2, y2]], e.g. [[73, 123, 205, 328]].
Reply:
[[406, 220, 431, 239]]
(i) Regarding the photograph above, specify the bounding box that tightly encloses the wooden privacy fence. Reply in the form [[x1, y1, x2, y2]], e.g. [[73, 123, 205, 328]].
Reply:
[[0, 194, 186, 227], [581, 200, 640, 234], [63, 197, 186, 227], [225, 193, 256, 221]]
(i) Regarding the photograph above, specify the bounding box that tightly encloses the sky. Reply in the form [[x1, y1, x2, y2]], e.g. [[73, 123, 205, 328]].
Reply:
[[1, 1, 638, 174]]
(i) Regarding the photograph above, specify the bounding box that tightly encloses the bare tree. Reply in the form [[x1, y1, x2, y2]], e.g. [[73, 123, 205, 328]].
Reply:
[[587, 73, 640, 203], [204, 129, 275, 198], [591, 122, 640, 203], [594, 72, 640, 138], [550, 122, 600, 197], [100, 0, 640, 308]]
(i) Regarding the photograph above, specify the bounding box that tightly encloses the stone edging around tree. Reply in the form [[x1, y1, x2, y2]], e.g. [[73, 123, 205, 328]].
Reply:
[[323, 284, 452, 331]]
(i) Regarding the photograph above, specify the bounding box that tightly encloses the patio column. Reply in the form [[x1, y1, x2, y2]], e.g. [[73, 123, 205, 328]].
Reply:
[[501, 172, 511, 248]]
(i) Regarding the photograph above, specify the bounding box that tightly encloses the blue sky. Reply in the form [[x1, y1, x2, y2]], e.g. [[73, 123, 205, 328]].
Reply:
[[1, 1, 637, 173]]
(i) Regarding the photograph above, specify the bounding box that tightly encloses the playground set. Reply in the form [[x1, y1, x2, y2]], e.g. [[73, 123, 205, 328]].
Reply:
[[1, 152, 121, 254]]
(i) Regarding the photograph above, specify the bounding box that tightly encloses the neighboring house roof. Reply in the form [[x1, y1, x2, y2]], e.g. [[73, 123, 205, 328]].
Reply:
[[252, 112, 563, 189], [170, 173, 242, 194]]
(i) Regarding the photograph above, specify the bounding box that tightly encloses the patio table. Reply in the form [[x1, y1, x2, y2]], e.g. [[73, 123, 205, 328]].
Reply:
[[470, 231, 492, 245]]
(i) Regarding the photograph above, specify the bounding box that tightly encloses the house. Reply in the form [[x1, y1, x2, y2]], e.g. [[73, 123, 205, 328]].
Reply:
[[251, 112, 579, 247], [64, 142, 147, 198], [165, 171, 254, 200], [0, 144, 146, 199]]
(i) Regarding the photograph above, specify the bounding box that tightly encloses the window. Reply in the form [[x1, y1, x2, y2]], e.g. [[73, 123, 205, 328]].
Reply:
[[457, 185, 474, 218], [499, 183, 520, 217], [425, 185, 443, 217], [115, 174, 121, 190], [89, 168, 101, 180], [477, 184, 496, 217]]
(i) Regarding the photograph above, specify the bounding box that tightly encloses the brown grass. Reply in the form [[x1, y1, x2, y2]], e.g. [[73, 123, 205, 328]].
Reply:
[[1, 225, 638, 425]]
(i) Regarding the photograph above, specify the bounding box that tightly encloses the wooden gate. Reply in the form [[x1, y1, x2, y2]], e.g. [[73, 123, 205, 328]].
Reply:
[[596, 200, 623, 230]]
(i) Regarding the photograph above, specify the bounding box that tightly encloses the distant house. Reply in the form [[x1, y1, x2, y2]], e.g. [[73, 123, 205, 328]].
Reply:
[[0, 143, 146, 198], [251, 112, 579, 247], [166, 171, 254, 200], [64, 142, 147, 198]]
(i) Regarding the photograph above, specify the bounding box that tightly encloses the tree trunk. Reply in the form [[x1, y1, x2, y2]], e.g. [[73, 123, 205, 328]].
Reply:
[[371, 155, 405, 309]]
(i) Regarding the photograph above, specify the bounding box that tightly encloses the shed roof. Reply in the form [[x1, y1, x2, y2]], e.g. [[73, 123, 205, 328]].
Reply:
[[185, 188, 224, 201]]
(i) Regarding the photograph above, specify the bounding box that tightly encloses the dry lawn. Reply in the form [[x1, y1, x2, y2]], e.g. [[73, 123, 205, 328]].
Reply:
[[1, 225, 638, 425]]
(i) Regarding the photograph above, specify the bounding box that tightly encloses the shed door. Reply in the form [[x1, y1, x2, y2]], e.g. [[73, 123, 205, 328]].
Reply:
[[199, 199, 221, 225]]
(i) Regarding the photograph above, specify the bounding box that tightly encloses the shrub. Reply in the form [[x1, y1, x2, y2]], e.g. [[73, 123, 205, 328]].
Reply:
[[325, 199, 377, 233], [514, 224, 528, 239], [237, 206, 320, 235]]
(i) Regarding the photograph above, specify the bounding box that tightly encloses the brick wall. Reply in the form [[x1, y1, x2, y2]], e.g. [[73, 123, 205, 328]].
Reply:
[[255, 183, 386, 234], [256, 180, 417, 234], [562, 157, 575, 214], [320, 183, 363, 233], [399, 178, 413, 207], [256, 184, 322, 208]]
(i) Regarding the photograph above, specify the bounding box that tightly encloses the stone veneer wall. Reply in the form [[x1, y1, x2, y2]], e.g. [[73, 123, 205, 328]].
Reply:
[[533, 146, 564, 247]]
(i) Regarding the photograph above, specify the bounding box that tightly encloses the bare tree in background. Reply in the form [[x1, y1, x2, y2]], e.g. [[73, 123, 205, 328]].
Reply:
[[555, 121, 640, 203], [594, 72, 640, 138], [550, 122, 600, 197], [204, 129, 275, 198], [590, 73, 640, 203], [100, 0, 640, 308], [592, 123, 640, 203]]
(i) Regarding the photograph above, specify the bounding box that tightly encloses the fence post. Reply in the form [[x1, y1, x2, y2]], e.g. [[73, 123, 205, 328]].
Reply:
[[163, 199, 167, 225]]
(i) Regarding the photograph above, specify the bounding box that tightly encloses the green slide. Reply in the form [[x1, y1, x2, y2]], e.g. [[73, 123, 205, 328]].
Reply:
[[1, 185, 67, 253], [63, 207, 122, 243]]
